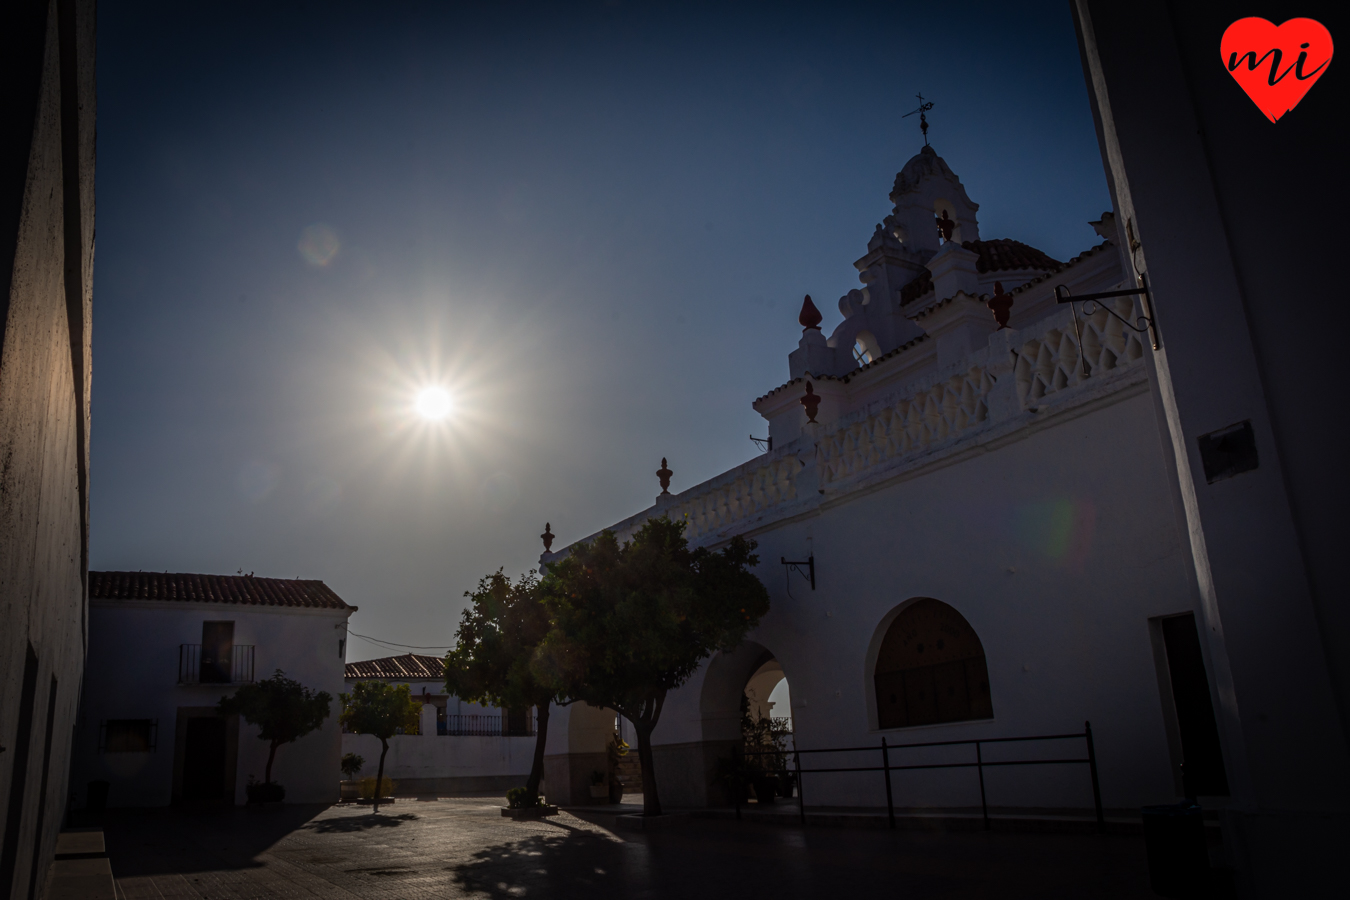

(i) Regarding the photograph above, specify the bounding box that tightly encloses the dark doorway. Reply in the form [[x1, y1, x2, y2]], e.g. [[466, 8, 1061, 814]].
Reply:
[[200, 621, 234, 684], [1161, 614, 1229, 797], [181, 717, 228, 803]]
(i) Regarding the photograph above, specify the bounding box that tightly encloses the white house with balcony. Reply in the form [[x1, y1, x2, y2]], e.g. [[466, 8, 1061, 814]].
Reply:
[[70, 572, 355, 807], [340, 653, 537, 794], [538, 144, 1228, 819]]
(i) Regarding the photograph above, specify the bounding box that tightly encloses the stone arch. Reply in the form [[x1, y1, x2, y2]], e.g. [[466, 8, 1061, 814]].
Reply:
[[699, 641, 775, 742], [867, 598, 992, 730]]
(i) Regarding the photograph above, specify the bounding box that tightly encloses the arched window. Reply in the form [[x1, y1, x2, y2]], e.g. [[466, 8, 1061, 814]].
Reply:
[[874, 599, 992, 729]]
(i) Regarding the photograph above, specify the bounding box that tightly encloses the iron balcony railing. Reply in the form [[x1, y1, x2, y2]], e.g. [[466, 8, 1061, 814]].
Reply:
[[178, 644, 255, 685], [737, 720, 1104, 832]]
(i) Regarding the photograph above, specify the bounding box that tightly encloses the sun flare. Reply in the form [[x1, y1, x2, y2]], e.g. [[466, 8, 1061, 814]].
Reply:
[[414, 386, 454, 421]]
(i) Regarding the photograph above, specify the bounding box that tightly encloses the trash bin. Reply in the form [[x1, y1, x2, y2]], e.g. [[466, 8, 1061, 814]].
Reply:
[[1141, 801, 1207, 896], [87, 780, 110, 813]]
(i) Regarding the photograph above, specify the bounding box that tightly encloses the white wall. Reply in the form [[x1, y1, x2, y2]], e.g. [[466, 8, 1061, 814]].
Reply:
[[342, 730, 535, 785], [649, 388, 1196, 811], [72, 600, 351, 807]]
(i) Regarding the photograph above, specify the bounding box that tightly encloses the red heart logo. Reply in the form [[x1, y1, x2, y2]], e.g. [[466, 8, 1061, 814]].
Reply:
[[1221, 18, 1333, 122]]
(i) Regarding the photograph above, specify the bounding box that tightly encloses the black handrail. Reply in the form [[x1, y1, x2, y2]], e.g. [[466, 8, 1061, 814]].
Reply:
[[739, 720, 1103, 833]]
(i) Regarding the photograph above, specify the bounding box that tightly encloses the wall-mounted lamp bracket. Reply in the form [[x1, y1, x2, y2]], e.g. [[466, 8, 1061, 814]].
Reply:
[[750, 434, 772, 453], [1055, 273, 1160, 377], [780, 555, 815, 599]]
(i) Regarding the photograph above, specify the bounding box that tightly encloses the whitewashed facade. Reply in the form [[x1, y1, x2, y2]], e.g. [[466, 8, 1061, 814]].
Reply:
[[70, 573, 354, 807], [341, 654, 536, 794], [542, 146, 1214, 815]]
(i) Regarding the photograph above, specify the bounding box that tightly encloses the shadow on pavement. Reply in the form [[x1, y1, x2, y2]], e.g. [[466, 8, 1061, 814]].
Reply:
[[303, 812, 419, 833], [102, 804, 397, 876]]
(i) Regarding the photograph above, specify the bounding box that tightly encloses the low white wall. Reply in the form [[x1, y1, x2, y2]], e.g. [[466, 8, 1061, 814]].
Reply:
[[342, 731, 536, 792]]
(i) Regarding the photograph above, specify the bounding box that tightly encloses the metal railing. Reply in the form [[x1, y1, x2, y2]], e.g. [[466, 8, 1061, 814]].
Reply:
[[740, 720, 1104, 832], [440, 713, 535, 737], [178, 644, 255, 685]]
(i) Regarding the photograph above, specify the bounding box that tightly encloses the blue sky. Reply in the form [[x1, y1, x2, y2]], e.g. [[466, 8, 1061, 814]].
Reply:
[[91, 0, 1110, 659]]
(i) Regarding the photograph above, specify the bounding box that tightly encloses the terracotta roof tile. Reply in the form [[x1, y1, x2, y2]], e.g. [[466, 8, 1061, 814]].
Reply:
[[345, 653, 446, 680], [89, 571, 352, 610], [962, 238, 1061, 273]]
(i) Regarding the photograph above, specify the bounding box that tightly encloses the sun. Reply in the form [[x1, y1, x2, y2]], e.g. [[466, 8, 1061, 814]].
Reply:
[[414, 387, 454, 421]]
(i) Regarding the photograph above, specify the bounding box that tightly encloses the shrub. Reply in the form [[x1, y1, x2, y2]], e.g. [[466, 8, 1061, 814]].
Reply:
[[589, 770, 606, 786], [246, 779, 286, 804], [358, 776, 395, 800], [506, 786, 542, 809]]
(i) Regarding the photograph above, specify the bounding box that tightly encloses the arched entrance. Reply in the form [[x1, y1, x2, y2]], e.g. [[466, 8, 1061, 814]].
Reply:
[[872, 598, 992, 730], [696, 641, 795, 805]]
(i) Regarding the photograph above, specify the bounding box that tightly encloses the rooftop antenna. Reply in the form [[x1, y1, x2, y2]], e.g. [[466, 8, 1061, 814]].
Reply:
[[902, 93, 935, 146]]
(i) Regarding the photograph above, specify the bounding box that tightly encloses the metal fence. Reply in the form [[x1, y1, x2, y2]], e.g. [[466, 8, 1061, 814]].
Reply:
[[741, 720, 1104, 832], [440, 713, 535, 737]]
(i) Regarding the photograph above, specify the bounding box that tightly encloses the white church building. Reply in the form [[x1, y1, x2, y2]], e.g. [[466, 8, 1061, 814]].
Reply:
[[539, 143, 1222, 817]]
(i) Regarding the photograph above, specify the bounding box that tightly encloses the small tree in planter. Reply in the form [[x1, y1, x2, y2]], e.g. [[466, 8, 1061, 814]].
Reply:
[[445, 569, 561, 809], [219, 669, 332, 804], [534, 517, 769, 816], [341, 752, 365, 781], [338, 681, 420, 812]]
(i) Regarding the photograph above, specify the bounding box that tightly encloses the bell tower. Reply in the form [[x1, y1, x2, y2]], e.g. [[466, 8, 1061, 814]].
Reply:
[[886, 145, 981, 258]]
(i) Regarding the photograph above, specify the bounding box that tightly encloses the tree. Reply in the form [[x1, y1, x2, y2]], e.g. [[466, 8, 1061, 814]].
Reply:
[[218, 669, 333, 786], [534, 516, 769, 816], [338, 680, 421, 812], [341, 752, 365, 781], [445, 569, 559, 807]]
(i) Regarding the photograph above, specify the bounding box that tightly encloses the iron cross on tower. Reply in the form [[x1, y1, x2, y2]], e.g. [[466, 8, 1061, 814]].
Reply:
[[902, 93, 935, 145]]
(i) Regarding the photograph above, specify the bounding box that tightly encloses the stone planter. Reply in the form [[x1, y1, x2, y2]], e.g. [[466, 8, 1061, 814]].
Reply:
[[340, 781, 359, 801], [501, 805, 558, 819], [589, 785, 610, 800], [609, 782, 624, 804]]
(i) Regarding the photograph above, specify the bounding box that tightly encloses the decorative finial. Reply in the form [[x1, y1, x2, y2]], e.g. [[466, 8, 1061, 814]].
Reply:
[[798, 295, 823, 330], [800, 382, 821, 424], [987, 281, 1014, 330], [902, 93, 935, 146], [936, 209, 955, 243], [657, 458, 673, 494], [541, 523, 554, 552]]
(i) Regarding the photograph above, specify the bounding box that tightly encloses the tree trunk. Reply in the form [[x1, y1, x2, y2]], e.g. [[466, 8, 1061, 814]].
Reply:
[[265, 740, 279, 784], [635, 720, 661, 817], [633, 690, 667, 817], [525, 703, 550, 803], [374, 737, 390, 813]]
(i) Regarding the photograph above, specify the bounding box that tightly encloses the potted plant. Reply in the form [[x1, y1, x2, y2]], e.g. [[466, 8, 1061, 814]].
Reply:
[[245, 776, 286, 805], [588, 770, 609, 800], [340, 753, 364, 801]]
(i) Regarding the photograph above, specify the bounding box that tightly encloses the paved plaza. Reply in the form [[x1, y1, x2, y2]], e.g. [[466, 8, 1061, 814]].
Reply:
[[103, 797, 1159, 899]]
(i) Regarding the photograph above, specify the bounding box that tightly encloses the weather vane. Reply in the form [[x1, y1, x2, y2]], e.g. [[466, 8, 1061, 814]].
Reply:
[[902, 93, 935, 146]]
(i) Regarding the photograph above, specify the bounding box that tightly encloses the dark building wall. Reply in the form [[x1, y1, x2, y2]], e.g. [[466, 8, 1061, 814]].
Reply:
[[0, 2, 94, 899], [1073, 0, 1347, 894]]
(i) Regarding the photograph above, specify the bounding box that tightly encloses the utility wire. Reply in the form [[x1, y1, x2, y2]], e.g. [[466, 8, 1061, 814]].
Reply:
[[348, 630, 454, 651]]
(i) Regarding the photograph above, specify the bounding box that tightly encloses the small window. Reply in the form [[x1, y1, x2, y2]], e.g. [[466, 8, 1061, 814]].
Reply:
[[102, 719, 157, 753], [338, 638, 345, 658]]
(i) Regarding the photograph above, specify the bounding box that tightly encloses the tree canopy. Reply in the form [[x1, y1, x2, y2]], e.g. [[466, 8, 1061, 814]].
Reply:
[[534, 516, 769, 815], [445, 569, 559, 804], [218, 669, 332, 785]]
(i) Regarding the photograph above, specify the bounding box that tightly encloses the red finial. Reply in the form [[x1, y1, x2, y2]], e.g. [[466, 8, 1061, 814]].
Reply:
[[986, 281, 1014, 330], [800, 382, 821, 424], [657, 458, 673, 494], [541, 523, 554, 552], [798, 295, 823, 330]]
